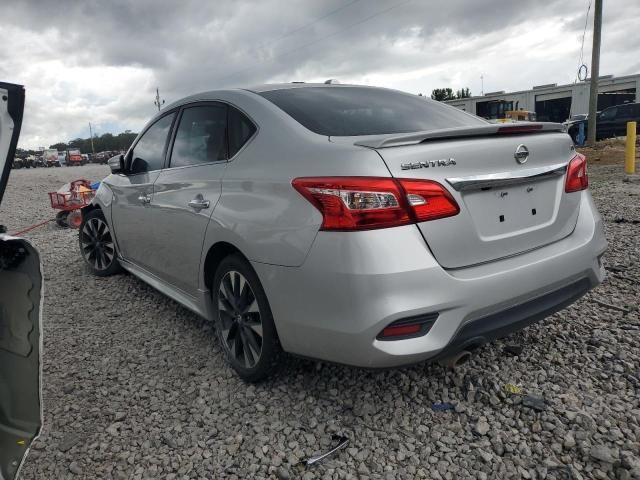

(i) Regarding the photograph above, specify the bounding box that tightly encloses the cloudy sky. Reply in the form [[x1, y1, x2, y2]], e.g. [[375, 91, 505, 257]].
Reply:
[[2, 0, 639, 149]]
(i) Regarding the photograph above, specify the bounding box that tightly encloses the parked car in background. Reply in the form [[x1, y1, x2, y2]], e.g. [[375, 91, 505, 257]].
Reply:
[[80, 83, 606, 381], [91, 151, 111, 164], [566, 114, 588, 123], [21, 155, 35, 168], [11, 156, 24, 169], [0, 81, 42, 480], [568, 103, 640, 143], [43, 148, 60, 167]]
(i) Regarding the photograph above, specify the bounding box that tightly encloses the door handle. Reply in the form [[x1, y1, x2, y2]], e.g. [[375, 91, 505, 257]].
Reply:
[[188, 197, 210, 210], [138, 194, 151, 204]]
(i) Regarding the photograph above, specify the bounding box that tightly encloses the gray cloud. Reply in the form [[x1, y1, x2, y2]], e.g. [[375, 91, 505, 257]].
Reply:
[[1, 0, 638, 148]]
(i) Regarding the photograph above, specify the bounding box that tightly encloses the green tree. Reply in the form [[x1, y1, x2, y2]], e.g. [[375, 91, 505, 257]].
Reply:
[[431, 87, 472, 101], [456, 87, 471, 99], [49, 142, 68, 151], [49, 130, 138, 153], [431, 88, 455, 101]]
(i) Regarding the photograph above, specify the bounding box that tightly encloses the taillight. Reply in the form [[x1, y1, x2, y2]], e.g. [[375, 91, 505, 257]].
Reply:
[[565, 153, 588, 192], [292, 177, 459, 231], [401, 179, 460, 222]]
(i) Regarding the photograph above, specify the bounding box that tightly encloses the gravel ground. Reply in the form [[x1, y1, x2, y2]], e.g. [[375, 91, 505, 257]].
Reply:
[[1, 164, 639, 480]]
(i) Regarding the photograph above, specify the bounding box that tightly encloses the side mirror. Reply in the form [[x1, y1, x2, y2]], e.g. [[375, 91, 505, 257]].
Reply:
[[107, 154, 125, 174]]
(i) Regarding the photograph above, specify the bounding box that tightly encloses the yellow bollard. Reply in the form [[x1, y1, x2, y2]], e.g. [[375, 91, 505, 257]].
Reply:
[[625, 121, 637, 174]]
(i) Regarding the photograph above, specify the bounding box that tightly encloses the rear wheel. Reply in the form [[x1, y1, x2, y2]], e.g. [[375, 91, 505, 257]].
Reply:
[[79, 209, 122, 276], [213, 254, 282, 382]]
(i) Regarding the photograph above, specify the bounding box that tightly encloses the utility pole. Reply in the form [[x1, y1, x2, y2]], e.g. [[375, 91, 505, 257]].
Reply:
[[587, 0, 603, 145], [88, 122, 95, 154], [480, 75, 484, 96], [154, 87, 165, 112]]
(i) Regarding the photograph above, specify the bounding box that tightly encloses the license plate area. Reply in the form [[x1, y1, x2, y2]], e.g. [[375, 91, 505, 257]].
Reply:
[[462, 177, 559, 239]]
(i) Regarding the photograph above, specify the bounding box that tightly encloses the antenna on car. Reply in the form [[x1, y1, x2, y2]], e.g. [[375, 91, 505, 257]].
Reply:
[[324, 79, 341, 84]]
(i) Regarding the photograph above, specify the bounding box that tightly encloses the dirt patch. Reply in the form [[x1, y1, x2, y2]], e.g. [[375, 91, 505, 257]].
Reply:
[[578, 137, 639, 167]]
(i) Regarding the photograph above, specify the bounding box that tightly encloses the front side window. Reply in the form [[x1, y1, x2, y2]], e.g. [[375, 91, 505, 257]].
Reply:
[[130, 113, 175, 174], [170, 105, 228, 168]]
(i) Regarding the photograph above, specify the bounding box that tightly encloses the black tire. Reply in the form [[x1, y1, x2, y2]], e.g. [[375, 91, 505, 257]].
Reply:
[[55, 211, 69, 228], [78, 209, 122, 276], [213, 254, 282, 382]]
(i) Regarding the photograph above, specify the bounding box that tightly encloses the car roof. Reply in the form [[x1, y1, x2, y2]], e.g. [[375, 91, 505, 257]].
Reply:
[[606, 102, 639, 108], [161, 83, 389, 112], [246, 83, 373, 93]]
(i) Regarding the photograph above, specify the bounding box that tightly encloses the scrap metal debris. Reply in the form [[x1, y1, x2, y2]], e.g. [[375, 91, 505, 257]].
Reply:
[[304, 435, 349, 466], [591, 298, 631, 314], [522, 394, 546, 411], [431, 402, 455, 412], [504, 344, 524, 356]]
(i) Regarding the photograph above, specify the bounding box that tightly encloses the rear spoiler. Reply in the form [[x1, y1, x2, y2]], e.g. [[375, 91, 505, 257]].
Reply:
[[354, 122, 566, 149]]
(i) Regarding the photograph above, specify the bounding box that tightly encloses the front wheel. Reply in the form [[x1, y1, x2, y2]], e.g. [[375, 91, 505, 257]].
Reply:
[[213, 254, 282, 382], [79, 209, 122, 276]]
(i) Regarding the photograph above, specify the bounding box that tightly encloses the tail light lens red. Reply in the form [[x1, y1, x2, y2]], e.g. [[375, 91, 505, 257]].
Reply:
[[401, 179, 460, 222], [292, 177, 459, 231], [565, 153, 588, 192]]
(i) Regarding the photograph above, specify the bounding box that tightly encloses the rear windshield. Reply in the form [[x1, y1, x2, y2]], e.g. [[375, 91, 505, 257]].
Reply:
[[258, 86, 486, 136]]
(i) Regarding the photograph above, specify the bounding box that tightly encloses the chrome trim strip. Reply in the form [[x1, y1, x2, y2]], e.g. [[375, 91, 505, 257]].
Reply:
[[446, 162, 567, 192]]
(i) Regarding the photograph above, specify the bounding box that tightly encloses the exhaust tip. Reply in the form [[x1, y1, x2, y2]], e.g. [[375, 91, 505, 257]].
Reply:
[[438, 350, 472, 369]]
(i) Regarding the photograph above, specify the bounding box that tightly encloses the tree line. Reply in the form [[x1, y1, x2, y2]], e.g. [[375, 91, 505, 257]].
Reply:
[[48, 131, 139, 153], [429, 87, 471, 101]]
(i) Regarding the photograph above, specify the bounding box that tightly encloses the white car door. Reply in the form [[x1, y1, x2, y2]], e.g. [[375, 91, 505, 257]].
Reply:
[[0, 81, 42, 480]]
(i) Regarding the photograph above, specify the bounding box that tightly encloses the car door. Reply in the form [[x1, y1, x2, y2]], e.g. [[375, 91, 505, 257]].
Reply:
[[150, 103, 256, 295], [614, 104, 633, 137], [1, 82, 42, 480], [596, 106, 616, 139], [109, 111, 176, 272]]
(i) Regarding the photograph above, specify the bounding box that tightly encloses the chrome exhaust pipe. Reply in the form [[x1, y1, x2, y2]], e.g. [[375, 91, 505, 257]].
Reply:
[[438, 350, 472, 369]]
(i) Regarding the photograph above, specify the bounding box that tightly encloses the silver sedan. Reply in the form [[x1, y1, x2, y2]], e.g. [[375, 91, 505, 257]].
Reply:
[[79, 83, 607, 381]]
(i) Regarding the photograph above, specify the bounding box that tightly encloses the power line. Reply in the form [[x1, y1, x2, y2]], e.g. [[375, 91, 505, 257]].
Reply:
[[270, 0, 363, 45], [575, 0, 592, 82], [213, 0, 413, 86]]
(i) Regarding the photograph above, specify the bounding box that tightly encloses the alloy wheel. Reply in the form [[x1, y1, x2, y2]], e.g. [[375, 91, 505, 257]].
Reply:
[[80, 217, 115, 271], [217, 270, 263, 368]]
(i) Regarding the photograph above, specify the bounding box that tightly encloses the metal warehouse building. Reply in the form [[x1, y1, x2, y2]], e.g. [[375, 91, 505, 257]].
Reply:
[[445, 73, 639, 123]]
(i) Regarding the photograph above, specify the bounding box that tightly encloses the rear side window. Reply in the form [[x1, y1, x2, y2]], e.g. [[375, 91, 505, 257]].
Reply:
[[619, 104, 639, 118], [130, 113, 175, 173], [170, 104, 228, 167], [258, 86, 486, 136], [228, 107, 256, 157]]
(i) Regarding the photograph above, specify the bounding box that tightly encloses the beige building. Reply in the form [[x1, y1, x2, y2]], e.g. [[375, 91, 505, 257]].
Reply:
[[445, 74, 639, 123]]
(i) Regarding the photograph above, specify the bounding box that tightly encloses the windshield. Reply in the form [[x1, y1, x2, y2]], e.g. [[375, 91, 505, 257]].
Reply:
[[258, 86, 486, 136]]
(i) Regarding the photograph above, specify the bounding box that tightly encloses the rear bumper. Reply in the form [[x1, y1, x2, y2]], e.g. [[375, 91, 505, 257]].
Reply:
[[253, 191, 607, 368], [431, 277, 591, 361]]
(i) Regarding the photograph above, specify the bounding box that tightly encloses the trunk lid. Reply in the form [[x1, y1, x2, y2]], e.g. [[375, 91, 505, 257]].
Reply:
[[354, 125, 580, 268]]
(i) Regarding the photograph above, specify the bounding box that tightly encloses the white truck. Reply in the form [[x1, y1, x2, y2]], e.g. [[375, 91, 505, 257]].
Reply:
[[43, 148, 60, 167]]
